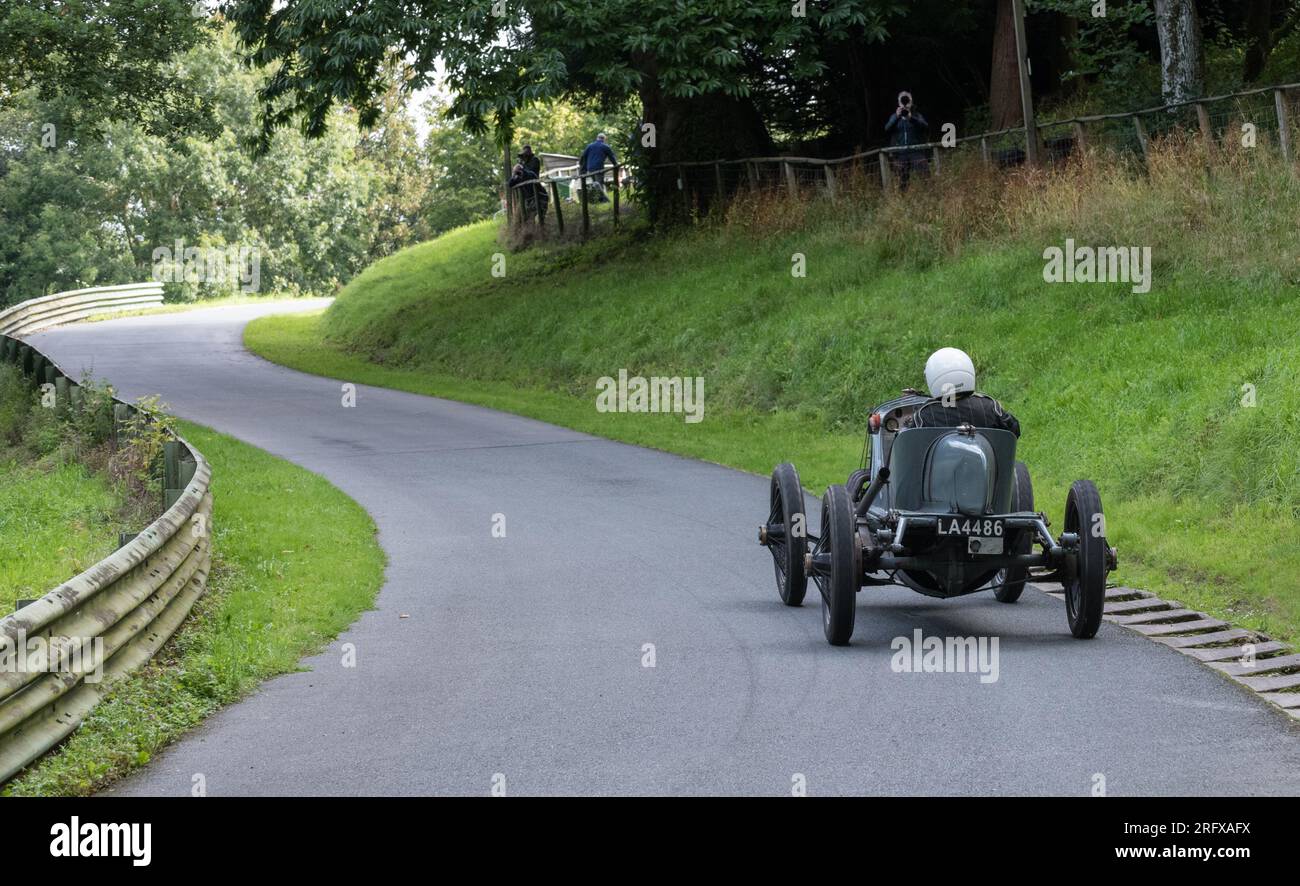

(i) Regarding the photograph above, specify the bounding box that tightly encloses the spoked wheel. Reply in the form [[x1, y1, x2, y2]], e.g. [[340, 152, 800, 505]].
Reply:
[[846, 468, 871, 505], [810, 484, 858, 646], [1063, 479, 1107, 639], [762, 463, 808, 606], [994, 460, 1034, 603]]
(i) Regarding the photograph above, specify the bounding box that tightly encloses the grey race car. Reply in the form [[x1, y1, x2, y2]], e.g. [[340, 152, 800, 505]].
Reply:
[[759, 392, 1117, 646]]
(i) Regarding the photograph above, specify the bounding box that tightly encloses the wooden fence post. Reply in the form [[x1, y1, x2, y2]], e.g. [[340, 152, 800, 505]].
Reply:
[[878, 152, 891, 189], [503, 143, 513, 229], [1195, 103, 1213, 144], [1071, 121, 1086, 155], [932, 146, 941, 175], [612, 166, 620, 230], [550, 181, 564, 234], [1276, 88, 1293, 163], [1133, 115, 1150, 161], [823, 164, 837, 200], [580, 174, 590, 238], [980, 137, 990, 166], [783, 161, 798, 197], [714, 162, 723, 195], [747, 161, 758, 189]]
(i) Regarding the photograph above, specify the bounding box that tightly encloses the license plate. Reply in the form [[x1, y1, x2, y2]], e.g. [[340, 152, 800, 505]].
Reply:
[[936, 516, 1005, 539]]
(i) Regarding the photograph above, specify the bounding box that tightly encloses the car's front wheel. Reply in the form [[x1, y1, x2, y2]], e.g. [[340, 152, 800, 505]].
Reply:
[[766, 463, 808, 606], [816, 484, 858, 646]]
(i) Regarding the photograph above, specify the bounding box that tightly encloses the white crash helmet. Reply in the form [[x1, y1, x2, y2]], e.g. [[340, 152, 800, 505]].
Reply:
[[924, 348, 976, 398]]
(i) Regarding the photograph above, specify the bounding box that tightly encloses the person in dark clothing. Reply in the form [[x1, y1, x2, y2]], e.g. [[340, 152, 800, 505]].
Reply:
[[519, 144, 541, 177], [508, 161, 548, 223], [578, 133, 617, 203], [905, 347, 1021, 437], [883, 90, 930, 189]]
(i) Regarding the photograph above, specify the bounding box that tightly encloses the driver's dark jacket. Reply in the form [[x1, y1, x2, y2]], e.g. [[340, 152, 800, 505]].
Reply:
[[906, 391, 1021, 438]]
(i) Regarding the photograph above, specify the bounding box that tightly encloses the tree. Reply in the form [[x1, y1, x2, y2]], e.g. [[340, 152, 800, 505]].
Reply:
[[1153, 0, 1205, 104], [223, 0, 899, 219], [0, 0, 217, 138], [1243, 0, 1300, 82], [0, 24, 404, 305], [989, 0, 1022, 129]]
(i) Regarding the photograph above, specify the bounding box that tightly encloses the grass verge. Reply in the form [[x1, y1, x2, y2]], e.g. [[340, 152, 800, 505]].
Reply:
[[3, 420, 385, 796], [0, 461, 123, 612]]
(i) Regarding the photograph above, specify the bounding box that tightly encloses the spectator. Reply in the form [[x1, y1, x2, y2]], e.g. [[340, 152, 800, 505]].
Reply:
[[884, 90, 930, 189], [519, 144, 541, 177], [579, 132, 617, 203], [508, 161, 548, 224]]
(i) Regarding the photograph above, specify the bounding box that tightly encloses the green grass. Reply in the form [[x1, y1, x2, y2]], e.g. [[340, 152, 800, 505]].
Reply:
[[0, 461, 123, 612], [245, 145, 1300, 646], [4, 420, 385, 796]]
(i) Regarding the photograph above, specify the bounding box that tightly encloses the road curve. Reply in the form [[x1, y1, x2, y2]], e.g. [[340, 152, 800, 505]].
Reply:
[[32, 304, 1300, 796]]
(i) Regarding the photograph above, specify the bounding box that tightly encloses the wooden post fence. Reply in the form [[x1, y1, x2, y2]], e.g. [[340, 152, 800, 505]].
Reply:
[[612, 166, 620, 230], [580, 174, 591, 238], [1276, 88, 1293, 163], [1133, 115, 1150, 161], [550, 181, 564, 234]]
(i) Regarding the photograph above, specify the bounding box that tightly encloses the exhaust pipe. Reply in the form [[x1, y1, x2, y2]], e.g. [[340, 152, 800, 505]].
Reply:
[[854, 466, 889, 519]]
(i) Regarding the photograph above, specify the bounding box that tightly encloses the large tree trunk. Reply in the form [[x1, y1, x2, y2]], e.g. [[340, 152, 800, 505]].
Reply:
[[1244, 0, 1273, 82], [636, 56, 773, 224], [1153, 0, 1205, 105], [989, 0, 1022, 129]]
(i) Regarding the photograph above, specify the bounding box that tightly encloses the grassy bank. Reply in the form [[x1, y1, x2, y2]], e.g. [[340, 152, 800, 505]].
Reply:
[[0, 464, 124, 613], [2, 399, 385, 794], [246, 141, 1300, 645]]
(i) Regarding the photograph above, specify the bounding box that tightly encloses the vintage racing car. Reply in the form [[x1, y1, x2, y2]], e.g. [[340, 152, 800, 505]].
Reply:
[[758, 392, 1117, 645]]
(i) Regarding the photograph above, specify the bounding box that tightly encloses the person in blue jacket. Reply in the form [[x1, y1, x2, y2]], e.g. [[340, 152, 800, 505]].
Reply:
[[579, 133, 618, 202]]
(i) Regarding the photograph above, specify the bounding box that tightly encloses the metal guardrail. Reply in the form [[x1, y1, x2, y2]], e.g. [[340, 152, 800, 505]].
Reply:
[[0, 286, 211, 784], [0, 283, 165, 336]]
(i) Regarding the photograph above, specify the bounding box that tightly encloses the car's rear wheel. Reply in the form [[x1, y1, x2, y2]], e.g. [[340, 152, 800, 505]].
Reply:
[[994, 460, 1034, 603], [765, 463, 808, 606], [816, 484, 858, 646], [1064, 479, 1106, 639]]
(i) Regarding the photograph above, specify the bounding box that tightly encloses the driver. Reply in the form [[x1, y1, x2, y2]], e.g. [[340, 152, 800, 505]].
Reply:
[[905, 347, 1020, 437]]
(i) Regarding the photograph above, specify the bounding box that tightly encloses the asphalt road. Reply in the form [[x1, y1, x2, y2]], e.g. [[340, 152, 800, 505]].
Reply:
[[33, 304, 1300, 796]]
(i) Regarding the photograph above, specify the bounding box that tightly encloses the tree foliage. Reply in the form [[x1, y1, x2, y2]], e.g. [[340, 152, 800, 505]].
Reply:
[[0, 0, 217, 138], [225, 0, 897, 148]]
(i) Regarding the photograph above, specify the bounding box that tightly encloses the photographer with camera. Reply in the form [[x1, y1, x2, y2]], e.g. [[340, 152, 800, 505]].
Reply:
[[884, 90, 930, 189]]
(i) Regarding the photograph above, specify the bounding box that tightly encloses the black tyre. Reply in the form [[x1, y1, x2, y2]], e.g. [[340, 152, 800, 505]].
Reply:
[[816, 484, 858, 646], [1064, 479, 1106, 639], [846, 468, 871, 504], [767, 463, 808, 606], [993, 460, 1034, 603]]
